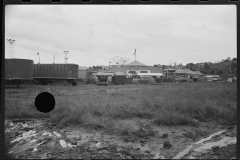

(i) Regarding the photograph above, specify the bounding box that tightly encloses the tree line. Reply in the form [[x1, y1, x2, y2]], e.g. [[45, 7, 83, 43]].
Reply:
[[153, 57, 237, 76]]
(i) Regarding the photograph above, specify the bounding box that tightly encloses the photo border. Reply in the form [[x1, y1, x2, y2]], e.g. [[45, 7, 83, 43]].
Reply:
[[1, 0, 239, 159]]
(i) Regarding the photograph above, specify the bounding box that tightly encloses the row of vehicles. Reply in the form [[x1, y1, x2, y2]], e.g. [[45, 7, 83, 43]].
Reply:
[[94, 73, 165, 85], [205, 75, 223, 82], [93, 72, 231, 85]]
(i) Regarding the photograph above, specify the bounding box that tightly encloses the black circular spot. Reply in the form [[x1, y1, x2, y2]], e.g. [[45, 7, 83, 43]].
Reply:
[[35, 92, 55, 113]]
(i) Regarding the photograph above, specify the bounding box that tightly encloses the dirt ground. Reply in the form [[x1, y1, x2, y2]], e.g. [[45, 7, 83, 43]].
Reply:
[[5, 118, 237, 159], [5, 84, 237, 159]]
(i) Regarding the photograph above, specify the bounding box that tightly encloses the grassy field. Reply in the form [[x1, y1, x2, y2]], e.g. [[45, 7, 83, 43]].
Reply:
[[5, 82, 237, 131]]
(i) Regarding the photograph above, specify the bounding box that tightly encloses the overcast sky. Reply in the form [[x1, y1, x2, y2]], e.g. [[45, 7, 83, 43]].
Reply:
[[5, 5, 236, 67]]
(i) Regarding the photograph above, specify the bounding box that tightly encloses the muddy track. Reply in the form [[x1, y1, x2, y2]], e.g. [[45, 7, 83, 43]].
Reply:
[[5, 119, 237, 159]]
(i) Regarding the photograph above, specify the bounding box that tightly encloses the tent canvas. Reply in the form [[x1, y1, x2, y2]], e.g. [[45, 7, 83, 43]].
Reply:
[[125, 60, 148, 67]]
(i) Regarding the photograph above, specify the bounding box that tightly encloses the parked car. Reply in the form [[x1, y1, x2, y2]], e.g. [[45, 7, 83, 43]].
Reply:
[[132, 76, 162, 85], [175, 76, 191, 82], [96, 76, 108, 85], [205, 75, 221, 82], [227, 78, 235, 83], [217, 77, 223, 82]]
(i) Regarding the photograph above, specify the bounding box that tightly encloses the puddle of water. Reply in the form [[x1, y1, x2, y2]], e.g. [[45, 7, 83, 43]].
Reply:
[[172, 129, 236, 159], [172, 145, 193, 159], [195, 129, 227, 144], [194, 137, 236, 153]]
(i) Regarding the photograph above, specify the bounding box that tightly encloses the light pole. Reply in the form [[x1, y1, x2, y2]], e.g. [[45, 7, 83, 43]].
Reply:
[[7, 39, 15, 58], [63, 51, 68, 64]]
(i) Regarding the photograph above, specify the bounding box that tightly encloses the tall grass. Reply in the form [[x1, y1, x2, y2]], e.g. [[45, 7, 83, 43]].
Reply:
[[5, 82, 237, 128]]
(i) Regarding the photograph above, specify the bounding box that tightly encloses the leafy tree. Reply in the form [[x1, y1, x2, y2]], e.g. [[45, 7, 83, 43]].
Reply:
[[231, 62, 237, 71], [208, 62, 213, 66], [224, 57, 231, 62], [186, 63, 195, 69], [178, 63, 183, 69], [218, 70, 223, 75], [204, 62, 209, 69], [162, 65, 168, 69]]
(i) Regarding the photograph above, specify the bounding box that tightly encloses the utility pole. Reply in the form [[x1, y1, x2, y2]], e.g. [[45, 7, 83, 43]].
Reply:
[[37, 52, 40, 64], [167, 63, 169, 79], [228, 60, 229, 76], [7, 39, 15, 58], [88, 23, 93, 68], [63, 51, 68, 64], [89, 28, 90, 67], [91, 28, 93, 67]]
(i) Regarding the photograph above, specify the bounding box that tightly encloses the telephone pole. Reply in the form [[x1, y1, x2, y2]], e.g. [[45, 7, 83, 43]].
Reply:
[[53, 54, 55, 64], [228, 60, 229, 76], [88, 23, 93, 67], [7, 39, 15, 58], [63, 51, 68, 64]]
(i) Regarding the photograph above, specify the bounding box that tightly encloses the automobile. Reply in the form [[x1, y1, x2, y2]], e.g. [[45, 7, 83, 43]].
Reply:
[[175, 76, 191, 82], [175, 76, 182, 82], [217, 77, 223, 82], [96, 76, 109, 85], [227, 78, 234, 83], [205, 75, 221, 82], [94, 72, 114, 85], [212, 75, 220, 82], [132, 76, 162, 85]]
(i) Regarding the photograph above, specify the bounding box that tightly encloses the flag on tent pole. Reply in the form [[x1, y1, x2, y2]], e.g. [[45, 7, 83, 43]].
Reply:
[[133, 49, 136, 60]]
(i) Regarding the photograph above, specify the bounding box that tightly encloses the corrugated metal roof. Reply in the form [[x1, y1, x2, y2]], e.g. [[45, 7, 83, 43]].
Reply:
[[107, 67, 124, 72], [114, 72, 126, 75], [94, 72, 114, 76], [138, 73, 163, 76], [192, 71, 204, 75]]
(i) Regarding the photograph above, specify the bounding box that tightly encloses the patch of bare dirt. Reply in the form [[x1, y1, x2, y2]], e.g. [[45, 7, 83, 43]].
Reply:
[[5, 118, 237, 159]]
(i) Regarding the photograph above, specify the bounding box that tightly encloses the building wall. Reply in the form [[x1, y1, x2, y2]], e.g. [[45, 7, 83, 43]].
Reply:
[[108, 66, 163, 74], [78, 70, 87, 79]]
